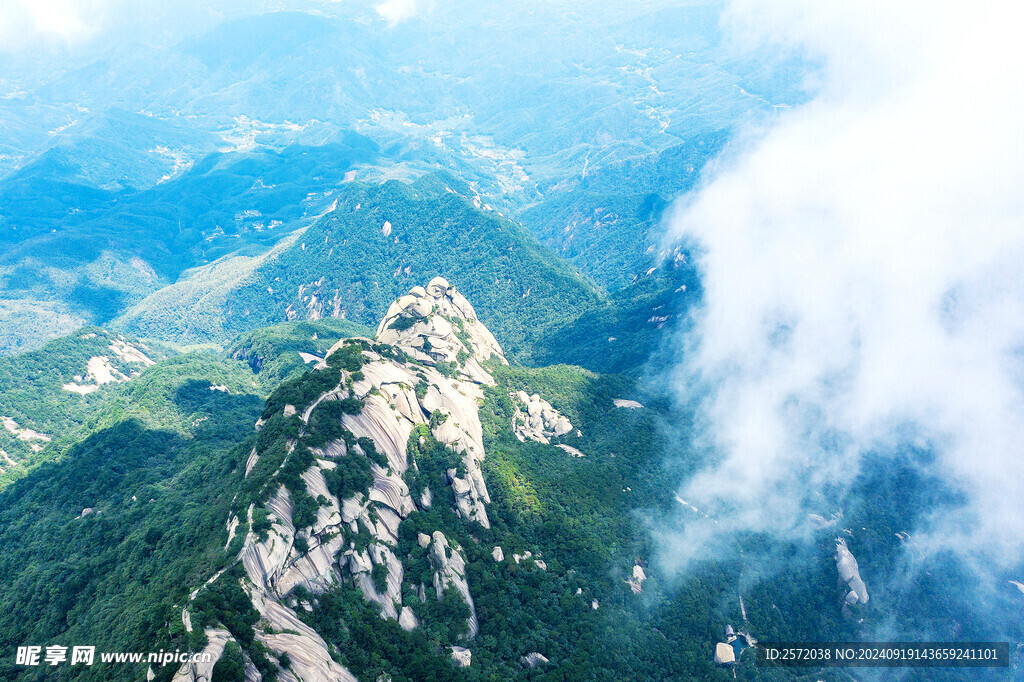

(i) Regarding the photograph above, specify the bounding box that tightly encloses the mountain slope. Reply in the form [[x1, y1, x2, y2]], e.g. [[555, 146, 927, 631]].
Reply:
[[0, 281, 711, 681], [119, 174, 602, 359], [519, 131, 727, 290], [531, 255, 702, 375], [0, 357, 265, 682], [154, 278, 707, 681], [0, 139, 378, 354], [1, 282, 1006, 681], [0, 328, 171, 483]]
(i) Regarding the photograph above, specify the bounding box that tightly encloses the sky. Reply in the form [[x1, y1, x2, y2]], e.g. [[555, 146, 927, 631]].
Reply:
[[0, 0, 425, 54], [662, 0, 1024, 575]]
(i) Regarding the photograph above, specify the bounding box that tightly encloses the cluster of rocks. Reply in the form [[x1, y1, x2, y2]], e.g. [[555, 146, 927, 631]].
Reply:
[[512, 391, 573, 444], [62, 337, 153, 396]]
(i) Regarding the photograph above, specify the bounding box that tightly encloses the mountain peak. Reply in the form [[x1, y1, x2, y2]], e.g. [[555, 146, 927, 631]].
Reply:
[[374, 277, 507, 384]]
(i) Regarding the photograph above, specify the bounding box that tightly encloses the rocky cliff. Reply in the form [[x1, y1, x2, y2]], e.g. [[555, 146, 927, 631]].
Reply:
[[176, 278, 532, 680]]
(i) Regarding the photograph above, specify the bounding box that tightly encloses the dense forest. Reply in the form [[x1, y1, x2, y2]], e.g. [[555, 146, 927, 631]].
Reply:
[[1, 311, 1012, 681]]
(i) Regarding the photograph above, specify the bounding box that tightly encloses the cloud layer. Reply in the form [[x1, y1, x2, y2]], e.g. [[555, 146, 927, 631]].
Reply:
[[0, 0, 102, 51], [663, 0, 1024, 570]]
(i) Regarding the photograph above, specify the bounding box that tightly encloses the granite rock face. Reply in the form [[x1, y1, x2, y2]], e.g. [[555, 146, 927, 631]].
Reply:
[[512, 391, 573, 444], [175, 281, 560, 675], [836, 538, 869, 618], [428, 530, 479, 638], [450, 646, 472, 668], [521, 652, 550, 669]]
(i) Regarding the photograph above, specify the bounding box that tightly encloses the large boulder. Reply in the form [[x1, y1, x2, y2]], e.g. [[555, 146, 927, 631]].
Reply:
[[450, 646, 472, 668], [836, 538, 869, 618], [521, 652, 549, 669]]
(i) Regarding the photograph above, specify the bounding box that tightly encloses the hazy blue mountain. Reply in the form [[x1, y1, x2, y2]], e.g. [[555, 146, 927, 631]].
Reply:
[[0, 1, 805, 356], [0, 139, 378, 353]]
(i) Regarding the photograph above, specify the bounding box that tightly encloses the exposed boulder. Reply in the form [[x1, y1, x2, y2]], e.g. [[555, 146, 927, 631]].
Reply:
[[492, 546, 504, 562], [399, 606, 420, 631], [714, 642, 735, 666], [450, 646, 472, 668], [556, 444, 585, 458], [626, 564, 647, 594], [512, 391, 573, 444], [836, 538, 869, 618], [520, 652, 549, 669]]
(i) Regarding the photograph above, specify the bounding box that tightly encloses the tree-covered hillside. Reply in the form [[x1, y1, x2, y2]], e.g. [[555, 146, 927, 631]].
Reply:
[[519, 132, 727, 290], [532, 260, 702, 375], [121, 173, 602, 358], [0, 139, 378, 354], [0, 319, 367, 489], [0, 286, 1016, 681], [0, 356, 264, 682], [0, 328, 173, 483]]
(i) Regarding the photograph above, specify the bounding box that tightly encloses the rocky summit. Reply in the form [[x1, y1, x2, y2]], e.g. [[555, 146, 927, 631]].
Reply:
[[175, 280, 553, 679]]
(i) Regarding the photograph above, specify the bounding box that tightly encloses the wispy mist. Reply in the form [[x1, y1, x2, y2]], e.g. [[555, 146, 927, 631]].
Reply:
[[661, 0, 1024, 573]]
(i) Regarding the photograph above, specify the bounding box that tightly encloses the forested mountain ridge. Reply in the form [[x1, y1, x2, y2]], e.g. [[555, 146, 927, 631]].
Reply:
[[117, 174, 603, 360], [0, 285, 1015, 681], [0, 282, 731, 681], [0, 139, 379, 355], [0, 319, 369, 489]]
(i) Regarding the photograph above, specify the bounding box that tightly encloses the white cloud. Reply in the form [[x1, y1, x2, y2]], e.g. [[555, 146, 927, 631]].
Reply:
[[0, 0, 101, 51], [374, 0, 419, 24], [662, 1, 1024, 571]]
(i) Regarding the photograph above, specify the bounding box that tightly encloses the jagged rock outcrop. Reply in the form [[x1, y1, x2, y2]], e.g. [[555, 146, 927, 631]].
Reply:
[[450, 646, 472, 668], [512, 391, 573, 444], [375, 276, 506, 385], [521, 652, 549, 669], [626, 564, 647, 594], [836, 538, 869, 618], [428, 530, 479, 638], [179, 280, 518, 675]]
